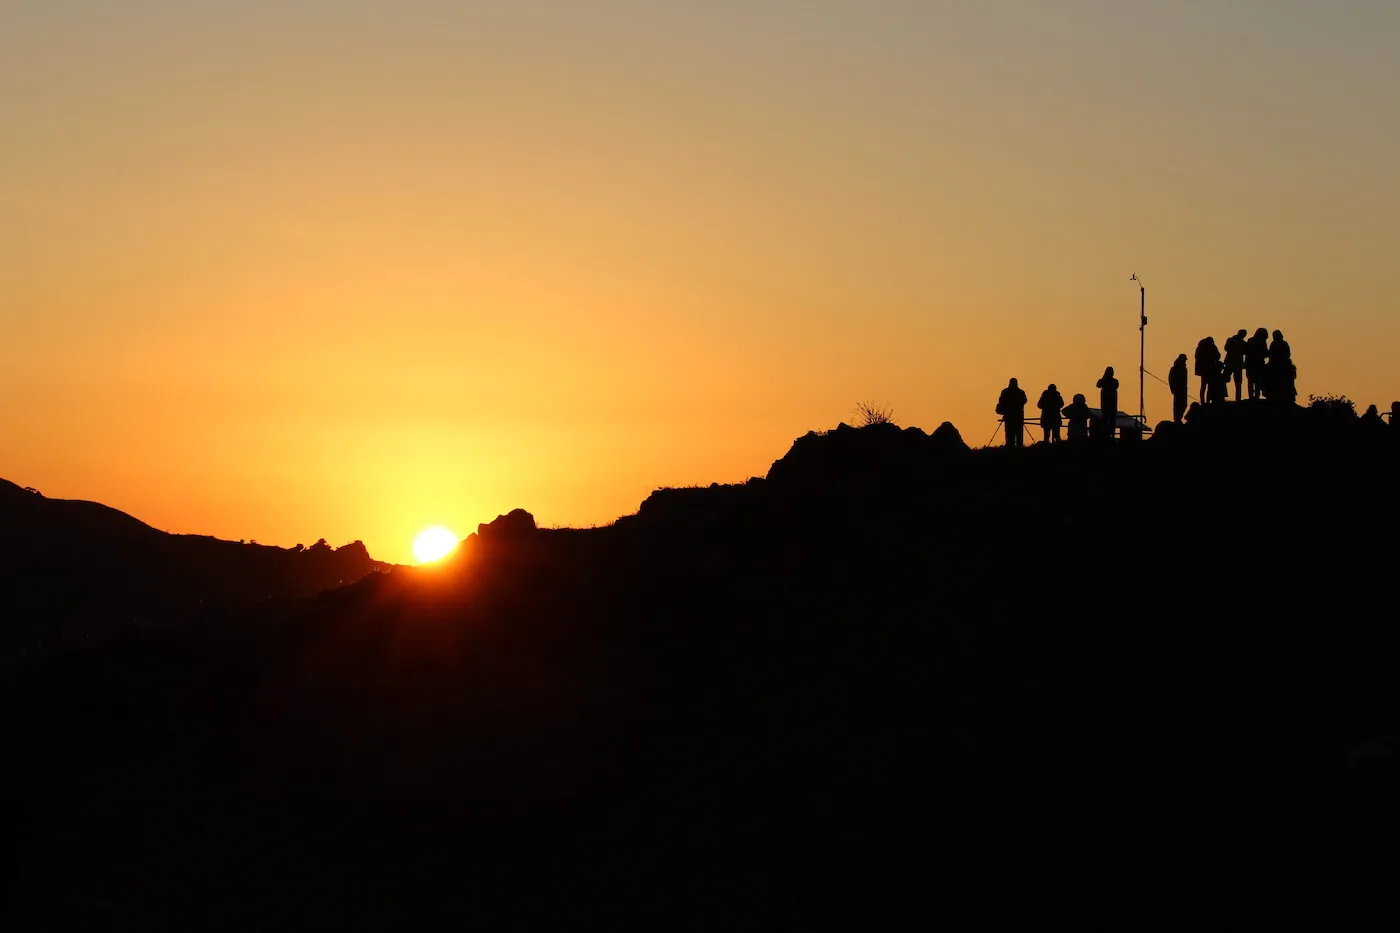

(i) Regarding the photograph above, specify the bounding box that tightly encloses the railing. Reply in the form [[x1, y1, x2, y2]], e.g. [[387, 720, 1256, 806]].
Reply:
[[993, 414, 1149, 445]]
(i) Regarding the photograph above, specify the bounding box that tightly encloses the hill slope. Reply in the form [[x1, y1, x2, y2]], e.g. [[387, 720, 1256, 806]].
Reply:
[[0, 479, 392, 665], [3, 406, 1399, 929]]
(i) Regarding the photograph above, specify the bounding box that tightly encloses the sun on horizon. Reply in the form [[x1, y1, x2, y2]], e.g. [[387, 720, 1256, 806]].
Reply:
[[412, 526, 460, 564]]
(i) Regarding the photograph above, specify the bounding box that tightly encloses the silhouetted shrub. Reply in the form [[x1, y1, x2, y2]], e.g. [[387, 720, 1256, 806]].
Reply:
[[1307, 393, 1359, 432], [1307, 393, 1356, 419], [854, 401, 894, 427]]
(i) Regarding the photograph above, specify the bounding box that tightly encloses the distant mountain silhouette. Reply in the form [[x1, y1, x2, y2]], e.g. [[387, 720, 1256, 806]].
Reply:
[[0, 479, 393, 666], [3, 401, 1399, 929]]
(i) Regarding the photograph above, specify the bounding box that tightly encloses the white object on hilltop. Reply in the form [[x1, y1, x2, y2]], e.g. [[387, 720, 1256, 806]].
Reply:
[[1087, 408, 1152, 434]]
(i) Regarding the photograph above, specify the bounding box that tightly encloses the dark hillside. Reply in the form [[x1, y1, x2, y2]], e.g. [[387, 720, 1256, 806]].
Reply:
[[0, 480, 392, 667], [3, 406, 1399, 930]]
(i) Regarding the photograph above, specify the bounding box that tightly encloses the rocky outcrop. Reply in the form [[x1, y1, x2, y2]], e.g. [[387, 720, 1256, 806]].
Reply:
[[764, 420, 971, 488], [477, 508, 537, 542]]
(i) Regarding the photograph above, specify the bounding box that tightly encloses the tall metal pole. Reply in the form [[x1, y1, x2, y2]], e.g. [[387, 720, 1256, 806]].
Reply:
[[1131, 274, 1146, 424], [1139, 283, 1146, 423]]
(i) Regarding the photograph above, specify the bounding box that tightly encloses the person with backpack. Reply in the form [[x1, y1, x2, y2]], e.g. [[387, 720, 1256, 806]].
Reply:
[[996, 378, 1028, 448]]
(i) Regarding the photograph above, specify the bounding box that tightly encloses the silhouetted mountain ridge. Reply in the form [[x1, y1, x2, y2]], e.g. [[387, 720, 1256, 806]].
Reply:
[[0, 477, 156, 537], [4, 401, 1400, 929], [0, 479, 394, 665], [621, 400, 1394, 543]]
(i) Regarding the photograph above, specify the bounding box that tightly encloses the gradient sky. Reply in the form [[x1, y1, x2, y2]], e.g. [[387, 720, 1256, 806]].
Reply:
[[3, 1, 1398, 563]]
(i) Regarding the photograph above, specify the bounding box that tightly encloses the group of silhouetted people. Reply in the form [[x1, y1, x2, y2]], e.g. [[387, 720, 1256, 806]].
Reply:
[[995, 326, 1400, 447], [996, 365, 1125, 448], [1168, 328, 1297, 422]]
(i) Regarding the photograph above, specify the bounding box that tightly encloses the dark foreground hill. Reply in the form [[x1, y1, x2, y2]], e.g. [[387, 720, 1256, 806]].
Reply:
[[0, 479, 392, 667], [3, 404, 1400, 930]]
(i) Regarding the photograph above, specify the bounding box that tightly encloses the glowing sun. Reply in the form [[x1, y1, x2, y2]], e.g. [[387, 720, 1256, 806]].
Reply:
[[412, 525, 459, 564]]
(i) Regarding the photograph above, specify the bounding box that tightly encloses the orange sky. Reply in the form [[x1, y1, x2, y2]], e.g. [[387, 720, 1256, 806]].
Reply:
[[3, 2, 1398, 564]]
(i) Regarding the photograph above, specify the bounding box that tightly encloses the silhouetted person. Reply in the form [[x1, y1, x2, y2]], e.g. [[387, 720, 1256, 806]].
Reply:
[[1267, 330, 1293, 403], [1037, 384, 1064, 443], [1097, 366, 1119, 440], [1245, 327, 1270, 399], [1062, 393, 1091, 442], [1168, 353, 1189, 424], [1392, 402, 1400, 437], [1223, 329, 1248, 401], [1284, 362, 1298, 403], [1184, 401, 1203, 426], [1360, 405, 1387, 443], [1208, 360, 1229, 408], [997, 378, 1028, 449], [1194, 337, 1221, 404]]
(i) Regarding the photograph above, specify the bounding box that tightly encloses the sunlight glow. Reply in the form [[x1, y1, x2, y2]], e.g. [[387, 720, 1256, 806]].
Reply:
[[4, 3, 1397, 565], [412, 526, 459, 564]]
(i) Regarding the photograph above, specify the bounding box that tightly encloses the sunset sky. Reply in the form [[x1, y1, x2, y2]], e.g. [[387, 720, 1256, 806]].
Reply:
[[3, 1, 1398, 564]]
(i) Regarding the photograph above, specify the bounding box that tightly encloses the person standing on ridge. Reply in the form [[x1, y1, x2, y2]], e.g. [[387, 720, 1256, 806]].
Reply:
[[1168, 353, 1190, 424], [1194, 336, 1221, 405], [1208, 359, 1229, 408], [1097, 366, 1120, 441], [1063, 393, 1092, 442], [1245, 327, 1270, 400], [997, 378, 1028, 449], [1280, 361, 1298, 405], [1267, 330, 1292, 403], [1224, 329, 1248, 401], [1038, 383, 1064, 443]]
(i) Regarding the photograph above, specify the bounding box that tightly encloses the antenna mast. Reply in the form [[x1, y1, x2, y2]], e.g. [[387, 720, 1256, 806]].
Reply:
[[1130, 274, 1146, 424]]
